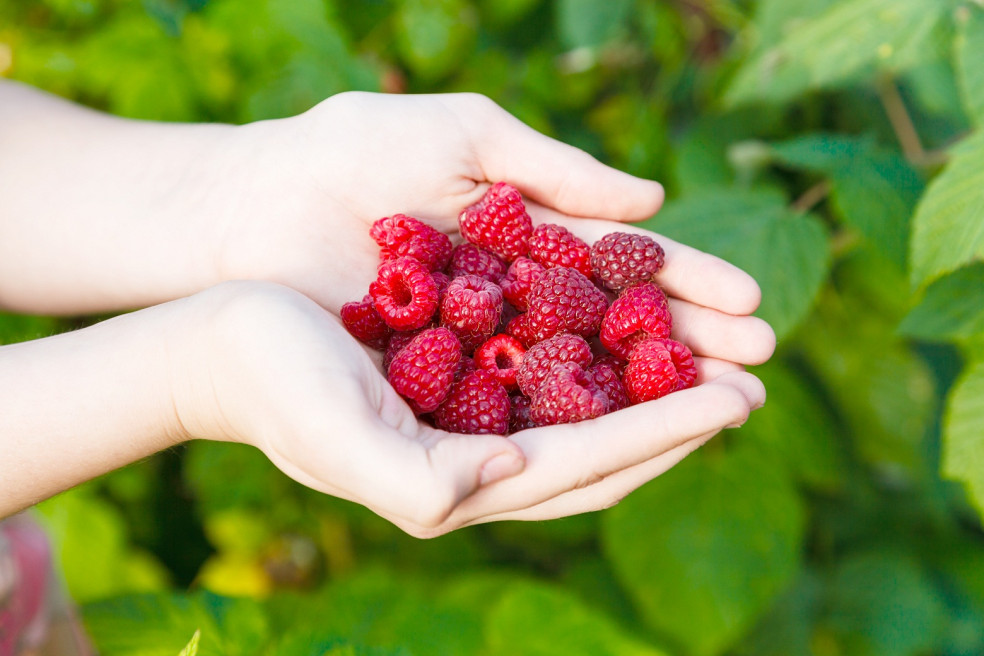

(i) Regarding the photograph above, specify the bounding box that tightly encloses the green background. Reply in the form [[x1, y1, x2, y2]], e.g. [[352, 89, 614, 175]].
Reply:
[[3, 0, 984, 654]]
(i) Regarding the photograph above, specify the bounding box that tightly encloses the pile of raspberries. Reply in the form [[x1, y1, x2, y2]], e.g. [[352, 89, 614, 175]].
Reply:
[[341, 182, 696, 435]]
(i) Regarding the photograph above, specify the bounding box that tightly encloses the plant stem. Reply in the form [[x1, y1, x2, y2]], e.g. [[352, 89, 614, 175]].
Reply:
[[792, 180, 832, 214]]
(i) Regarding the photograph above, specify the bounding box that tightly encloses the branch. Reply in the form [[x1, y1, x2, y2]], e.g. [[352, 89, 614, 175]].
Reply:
[[791, 180, 832, 214]]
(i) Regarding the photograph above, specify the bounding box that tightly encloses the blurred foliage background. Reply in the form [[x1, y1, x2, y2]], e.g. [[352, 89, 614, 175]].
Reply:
[[3, 0, 984, 654]]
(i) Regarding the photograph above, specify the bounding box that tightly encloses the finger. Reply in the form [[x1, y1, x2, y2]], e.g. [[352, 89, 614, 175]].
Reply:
[[694, 356, 745, 384], [523, 203, 762, 316], [669, 299, 777, 366], [470, 430, 720, 523], [452, 95, 665, 221], [446, 372, 761, 525]]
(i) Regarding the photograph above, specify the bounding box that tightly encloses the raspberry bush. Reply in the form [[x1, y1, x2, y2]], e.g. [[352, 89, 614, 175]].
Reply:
[[8, 1, 984, 654]]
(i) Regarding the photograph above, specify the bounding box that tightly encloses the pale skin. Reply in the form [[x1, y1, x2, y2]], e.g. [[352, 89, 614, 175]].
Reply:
[[0, 81, 775, 538]]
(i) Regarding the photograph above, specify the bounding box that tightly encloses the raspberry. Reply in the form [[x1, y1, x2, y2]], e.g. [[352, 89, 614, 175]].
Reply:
[[370, 256, 439, 331], [433, 370, 510, 435], [458, 182, 533, 261], [526, 267, 608, 342], [474, 334, 526, 391], [623, 337, 697, 404], [387, 327, 462, 414], [448, 243, 507, 283], [432, 271, 451, 298], [589, 231, 665, 291], [516, 333, 593, 397], [340, 294, 391, 350], [528, 224, 592, 277], [370, 214, 453, 272], [439, 275, 503, 353], [384, 328, 425, 371], [586, 361, 629, 412], [505, 313, 537, 348], [509, 394, 537, 432], [455, 355, 477, 380], [600, 283, 672, 359], [500, 257, 545, 312], [530, 362, 609, 426]]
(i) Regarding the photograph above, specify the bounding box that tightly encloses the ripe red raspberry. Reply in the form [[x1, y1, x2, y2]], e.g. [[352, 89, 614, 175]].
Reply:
[[509, 394, 537, 432], [516, 333, 593, 397], [530, 362, 609, 426], [448, 243, 508, 283], [458, 182, 533, 262], [370, 214, 453, 272], [455, 355, 477, 380], [526, 267, 609, 342], [623, 337, 697, 404], [439, 275, 503, 352], [586, 361, 629, 412], [505, 313, 537, 348], [433, 370, 510, 435], [600, 283, 672, 359], [500, 256, 545, 312], [589, 231, 665, 291], [387, 327, 462, 414], [340, 294, 391, 350], [528, 224, 593, 277], [474, 334, 526, 391], [370, 256, 439, 331]]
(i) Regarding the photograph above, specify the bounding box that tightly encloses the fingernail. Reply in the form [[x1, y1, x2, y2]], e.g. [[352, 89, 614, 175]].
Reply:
[[480, 453, 523, 486], [725, 421, 745, 429]]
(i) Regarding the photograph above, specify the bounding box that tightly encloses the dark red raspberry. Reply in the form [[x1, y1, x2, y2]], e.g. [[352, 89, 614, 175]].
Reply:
[[530, 362, 609, 426], [586, 361, 629, 412], [528, 224, 593, 277], [500, 257, 545, 312], [455, 355, 477, 380], [384, 328, 425, 371], [516, 333, 593, 397], [509, 394, 537, 432], [439, 275, 503, 353], [589, 231, 665, 291], [433, 370, 510, 435], [474, 334, 526, 391], [370, 214, 453, 272], [387, 327, 462, 414], [526, 267, 609, 342], [623, 337, 697, 404], [458, 182, 533, 262], [448, 243, 508, 283], [600, 283, 672, 359], [432, 271, 451, 298], [505, 313, 537, 348], [340, 294, 391, 350], [370, 256, 439, 331]]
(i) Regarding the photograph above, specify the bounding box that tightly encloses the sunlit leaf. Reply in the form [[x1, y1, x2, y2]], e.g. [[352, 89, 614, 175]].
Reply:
[[955, 3, 984, 126], [943, 358, 984, 514], [910, 130, 984, 288], [555, 0, 633, 50]]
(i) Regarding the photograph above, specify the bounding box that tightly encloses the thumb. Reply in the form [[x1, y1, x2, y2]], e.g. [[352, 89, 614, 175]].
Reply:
[[457, 95, 665, 221]]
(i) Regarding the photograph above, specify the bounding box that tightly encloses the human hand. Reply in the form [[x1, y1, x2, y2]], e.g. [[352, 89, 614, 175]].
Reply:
[[170, 281, 766, 537]]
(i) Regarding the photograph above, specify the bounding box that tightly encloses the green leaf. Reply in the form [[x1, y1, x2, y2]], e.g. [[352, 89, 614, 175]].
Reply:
[[0, 312, 61, 345], [898, 262, 984, 341], [555, 0, 633, 50], [771, 134, 923, 268], [942, 358, 984, 515], [485, 580, 668, 656], [955, 3, 984, 126], [725, 0, 952, 107], [83, 591, 270, 656], [34, 488, 170, 603], [178, 630, 201, 656], [910, 130, 984, 288], [394, 0, 476, 82], [823, 551, 949, 656], [643, 188, 830, 339], [602, 449, 806, 656], [741, 361, 845, 491]]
